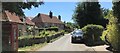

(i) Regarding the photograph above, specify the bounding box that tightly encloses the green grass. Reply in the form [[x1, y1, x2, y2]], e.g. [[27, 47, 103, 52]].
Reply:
[[18, 42, 47, 51]]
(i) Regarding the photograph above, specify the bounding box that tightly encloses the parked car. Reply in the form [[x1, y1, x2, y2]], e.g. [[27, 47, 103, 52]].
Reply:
[[71, 29, 84, 43]]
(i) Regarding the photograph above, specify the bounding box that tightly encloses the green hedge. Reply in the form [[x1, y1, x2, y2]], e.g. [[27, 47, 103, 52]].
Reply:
[[18, 31, 64, 47], [82, 24, 104, 45], [106, 23, 120, 51], [38, 27, 58, 32], [46, 27, 58, 31]]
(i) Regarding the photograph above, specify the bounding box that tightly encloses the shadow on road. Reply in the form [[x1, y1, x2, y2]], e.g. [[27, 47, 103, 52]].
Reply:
[[106, 46, 113, 51], [71, 41, 105, 47], [71, 42, 84, 44], [106, 46, 120, 53], [85, 44, 105, 47]]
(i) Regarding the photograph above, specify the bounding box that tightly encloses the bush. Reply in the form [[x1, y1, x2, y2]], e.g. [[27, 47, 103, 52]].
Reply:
[[104, 13, 120, 51], [101, 30, 109, 41], [47, 27, 58, 31], [18, 30, 64, 47], [106, 22, 120, 50], [82, 24, 104, 45]]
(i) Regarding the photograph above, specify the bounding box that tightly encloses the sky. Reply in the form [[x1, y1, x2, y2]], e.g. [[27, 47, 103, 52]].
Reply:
[[23, 2, 112, 23]]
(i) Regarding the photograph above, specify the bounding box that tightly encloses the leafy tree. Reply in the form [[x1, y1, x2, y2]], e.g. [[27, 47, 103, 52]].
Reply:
[[101, 8, 110, 17], [105, 10, 113, 19], [72, 1, 108, 28], [105, 1, 120, 51], [66, 22, 74, 29], [2, 2, 44, 16], [72, 2, 86, 28], [66, 22, 80, 29]]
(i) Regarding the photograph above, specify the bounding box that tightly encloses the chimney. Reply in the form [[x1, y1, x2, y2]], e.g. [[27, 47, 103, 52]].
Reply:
[[58, 15, 61, 20], [37, 13, 41, 17], [49, 11, 53, 18]]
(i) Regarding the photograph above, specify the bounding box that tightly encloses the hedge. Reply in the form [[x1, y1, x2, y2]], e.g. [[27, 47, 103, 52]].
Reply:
[[38, 27, 58, 32], [82, 24, 104, 45], [18, 31, 64, 47]]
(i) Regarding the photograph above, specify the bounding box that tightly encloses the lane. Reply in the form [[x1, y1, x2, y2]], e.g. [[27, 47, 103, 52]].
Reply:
[[37, 34, 94, 51]]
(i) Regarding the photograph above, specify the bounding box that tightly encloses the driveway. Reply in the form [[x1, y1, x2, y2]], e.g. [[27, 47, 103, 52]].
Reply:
[[37, 34, 112, 53]]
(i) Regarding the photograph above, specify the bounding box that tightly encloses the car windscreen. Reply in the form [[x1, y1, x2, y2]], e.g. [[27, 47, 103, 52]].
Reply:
[[75, 32, 82, 34], [73, 30, 83, 36]]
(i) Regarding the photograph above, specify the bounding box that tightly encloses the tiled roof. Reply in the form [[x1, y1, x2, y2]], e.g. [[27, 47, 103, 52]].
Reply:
[[1, 10, 22, 23], [32, 13, 63, 24], [25, 17, 35, 25]]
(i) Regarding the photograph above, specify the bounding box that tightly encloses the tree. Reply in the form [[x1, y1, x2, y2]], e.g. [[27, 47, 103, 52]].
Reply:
[[101, 8, 109, 17], [72, 1, 108, 28], [105, 10, 113, 19], [2, 2, 44, 16], [105, 1, 120, 51], [72, 2, 87, 28]]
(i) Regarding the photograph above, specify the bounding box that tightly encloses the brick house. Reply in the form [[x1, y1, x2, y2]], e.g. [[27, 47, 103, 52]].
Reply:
[[25, 17, 35, 26], [1, 11, 26, 36], [1, 10, 23, 51], [32, 11, 64, 30], [25, 17, 36, 35], [1, 11, 35, 36], [2, 11, 23, 23], [1, 11, 36, 51]]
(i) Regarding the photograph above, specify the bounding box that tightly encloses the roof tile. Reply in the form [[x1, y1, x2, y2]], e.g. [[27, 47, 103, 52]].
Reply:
[[25, 17, 35, 25], [1, 11, 22, 23], [32, 13, 63, 24]]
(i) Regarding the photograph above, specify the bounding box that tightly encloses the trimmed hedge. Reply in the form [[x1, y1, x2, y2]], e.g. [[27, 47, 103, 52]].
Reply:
[[47, 27, 58, 31], [82, 24, 104, 45], [38, 27, 58, 32], [18, 31, 64, 47]]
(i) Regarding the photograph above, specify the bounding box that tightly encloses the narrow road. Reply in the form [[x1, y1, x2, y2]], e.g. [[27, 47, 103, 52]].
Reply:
[[37, 34, 112, 52]]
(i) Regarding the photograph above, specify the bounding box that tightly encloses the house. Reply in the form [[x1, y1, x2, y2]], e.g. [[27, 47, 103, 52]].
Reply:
[[1, 11, 35, 36], [25, 17, 36, 35], [1, 11, 36, 51], [2, 11, 23, 23], [1, 11, 27, 36], [1, 10, 23, 51], [25, 17, 35, 26], [32, 11, 64, 30]]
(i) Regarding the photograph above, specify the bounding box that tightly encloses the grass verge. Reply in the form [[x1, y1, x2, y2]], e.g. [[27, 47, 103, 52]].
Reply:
[[18, 35, 64, 51], [18, 42, 47, 51]]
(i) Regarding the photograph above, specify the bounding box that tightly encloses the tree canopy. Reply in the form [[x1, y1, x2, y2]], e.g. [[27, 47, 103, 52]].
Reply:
[[106, 1, 120, 51], [72, 1, 108, 28], [2, 2, 44, 16]]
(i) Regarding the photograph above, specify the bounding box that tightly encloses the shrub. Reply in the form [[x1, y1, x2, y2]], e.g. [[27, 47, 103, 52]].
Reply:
[[82, 24, 104, 45], [106, 21, 120, 50], [18, 30, 64, 47], [104, 12, 120, 50], [47, 27, 58, 31], [101, 30, 109, 41]]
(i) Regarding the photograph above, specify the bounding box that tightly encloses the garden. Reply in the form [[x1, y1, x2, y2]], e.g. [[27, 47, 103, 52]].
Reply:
[[18, 27, 65, 51]]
